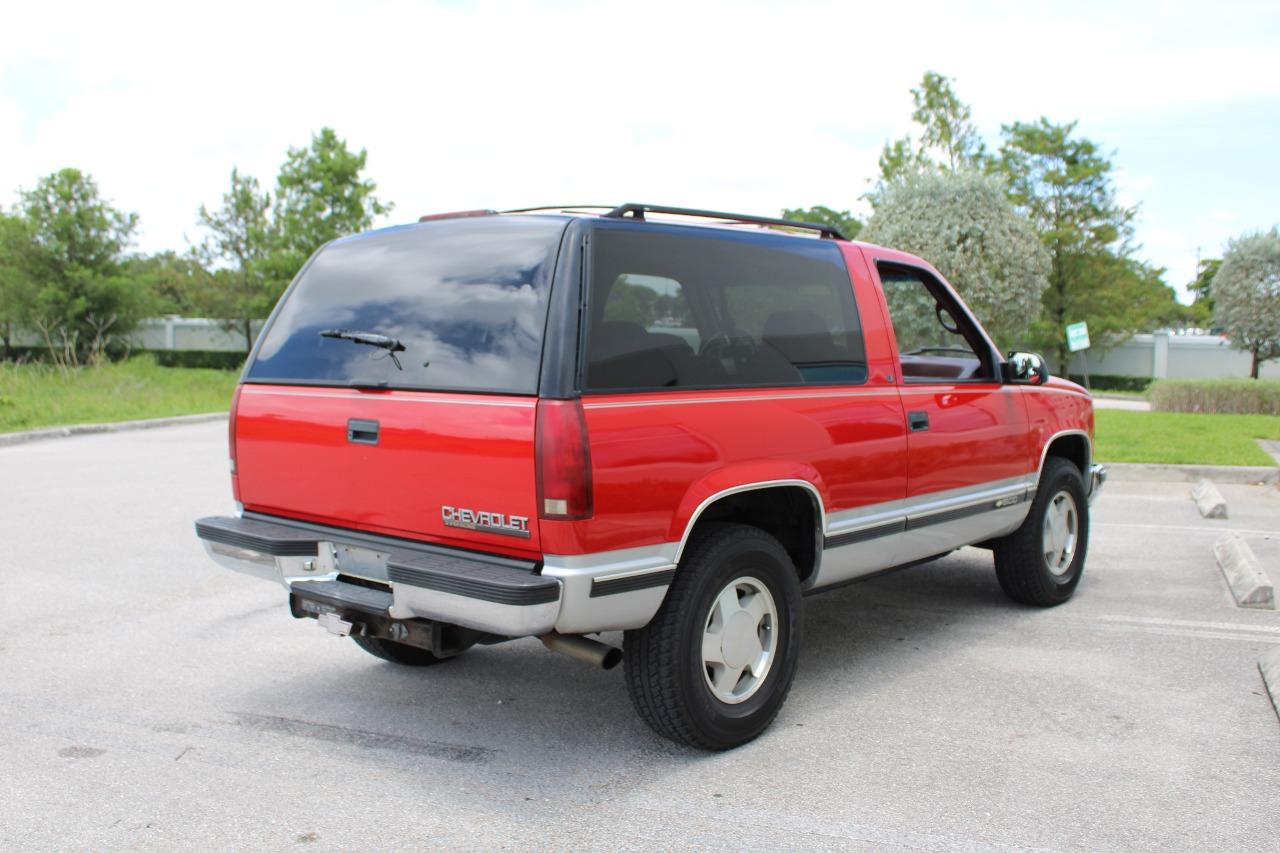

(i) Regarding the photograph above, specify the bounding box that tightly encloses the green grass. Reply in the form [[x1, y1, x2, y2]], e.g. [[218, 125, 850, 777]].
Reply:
[[1095, 409, 1280, 466], [0, 356, 238, 433]]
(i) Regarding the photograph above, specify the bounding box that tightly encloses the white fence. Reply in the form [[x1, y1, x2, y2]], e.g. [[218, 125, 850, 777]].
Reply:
[[1077, 332, 1280, 381], [10, 317, 261, 353], [124, 317, 262, 353]]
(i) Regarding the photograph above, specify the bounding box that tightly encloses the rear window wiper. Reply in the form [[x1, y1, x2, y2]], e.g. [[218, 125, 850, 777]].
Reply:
[[319, 329, 406, 370]]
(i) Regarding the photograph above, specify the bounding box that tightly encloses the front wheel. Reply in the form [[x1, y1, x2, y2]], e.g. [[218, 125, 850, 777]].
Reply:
[[993, 457, 1090, 606], [624, 523, 803, 750]]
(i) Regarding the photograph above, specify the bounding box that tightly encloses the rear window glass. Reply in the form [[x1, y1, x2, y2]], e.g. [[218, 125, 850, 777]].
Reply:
[[245, 216, 567, 394]]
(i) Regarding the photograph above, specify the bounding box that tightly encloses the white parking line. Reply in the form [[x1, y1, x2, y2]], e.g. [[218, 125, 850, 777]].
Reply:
[[1049, 613, 1280, 644], [1095, 522, 1280, 537]]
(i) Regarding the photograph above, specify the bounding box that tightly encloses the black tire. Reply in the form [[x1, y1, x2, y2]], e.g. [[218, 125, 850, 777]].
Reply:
[[624, 523, 803, 750], [351, 635, 453, 666], [993, 457, 1090, 606]]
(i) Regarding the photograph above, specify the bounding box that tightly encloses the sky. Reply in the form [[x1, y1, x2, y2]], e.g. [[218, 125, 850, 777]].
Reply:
[[2, 0, 1277, 301]]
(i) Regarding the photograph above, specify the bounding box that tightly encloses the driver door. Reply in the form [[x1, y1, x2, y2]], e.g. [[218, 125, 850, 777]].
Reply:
[[870, 259, 1031, 559]]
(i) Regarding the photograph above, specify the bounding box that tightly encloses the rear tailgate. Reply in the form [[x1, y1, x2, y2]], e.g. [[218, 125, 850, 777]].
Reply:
[[232, 214, 569, 557], [235, 386, 541, 555]]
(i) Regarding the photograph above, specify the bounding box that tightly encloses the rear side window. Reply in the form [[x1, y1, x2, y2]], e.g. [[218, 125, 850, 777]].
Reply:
[[246, 216, 567, 394], [585, 223, 863, 391]]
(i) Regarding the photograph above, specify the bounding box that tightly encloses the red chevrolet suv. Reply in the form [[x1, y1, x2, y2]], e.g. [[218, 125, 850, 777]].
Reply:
[[196, 203, 1105, 750]]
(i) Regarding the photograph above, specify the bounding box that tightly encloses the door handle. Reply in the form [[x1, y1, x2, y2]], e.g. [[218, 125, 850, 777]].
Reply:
[[908, 411, 930, 432], [347, 419, 380, 445]]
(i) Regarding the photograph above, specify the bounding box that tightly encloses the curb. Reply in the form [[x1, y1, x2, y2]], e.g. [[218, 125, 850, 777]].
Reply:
[[1106, 462, 1279, 485], [1191, 479, 1229, 519], [0, 411, 229, 447], [1213, 534, 1275, 609], [1260, 648, 1280, 725]]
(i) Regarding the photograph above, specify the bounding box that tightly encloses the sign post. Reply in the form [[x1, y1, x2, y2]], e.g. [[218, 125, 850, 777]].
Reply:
[[1066, 322, 1091, 390]]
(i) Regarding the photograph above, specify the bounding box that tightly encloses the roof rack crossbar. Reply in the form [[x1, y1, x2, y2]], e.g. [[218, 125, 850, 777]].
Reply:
[[601, 203, 847, 240]]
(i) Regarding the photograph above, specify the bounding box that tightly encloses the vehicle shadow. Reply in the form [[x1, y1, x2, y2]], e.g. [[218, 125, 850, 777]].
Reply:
[[228, 548, 1033, 777]]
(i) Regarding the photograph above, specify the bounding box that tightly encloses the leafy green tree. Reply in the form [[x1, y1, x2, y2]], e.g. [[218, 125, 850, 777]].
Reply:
[[0, 212, 38, 359], [997, 119, 1176, 372], [196, 169, 275, 348], [875, 72, 988, 194], [271, 128, 391, 287], [780, 206, 863, 240], [1211, 228, 1280, 378], [17, 168, 146, 365], [860, 170, 1049, 349], [123, 251, 214, 316]]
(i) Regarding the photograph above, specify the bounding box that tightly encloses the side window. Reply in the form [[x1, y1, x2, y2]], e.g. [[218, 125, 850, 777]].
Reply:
[[878, 265, 991, 382], [585, 226, 865, 391]]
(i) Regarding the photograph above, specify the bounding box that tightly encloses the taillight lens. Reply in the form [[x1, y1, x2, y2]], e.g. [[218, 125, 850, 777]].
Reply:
[[536, 399, 593, 520], [228, 384, 243, 499]]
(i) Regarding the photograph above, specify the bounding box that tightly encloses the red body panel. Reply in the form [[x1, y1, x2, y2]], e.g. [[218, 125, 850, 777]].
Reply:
[[233, 385, 541, 559], [1021, 377, 1095, 464], [539, 241, 911, 557]]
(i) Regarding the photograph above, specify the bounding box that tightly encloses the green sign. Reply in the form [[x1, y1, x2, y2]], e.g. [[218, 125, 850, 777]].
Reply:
[[1066, 322, 1091, 352]]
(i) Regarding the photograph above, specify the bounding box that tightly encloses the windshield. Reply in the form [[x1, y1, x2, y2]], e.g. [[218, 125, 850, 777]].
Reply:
[[245, 216, 567, 394]]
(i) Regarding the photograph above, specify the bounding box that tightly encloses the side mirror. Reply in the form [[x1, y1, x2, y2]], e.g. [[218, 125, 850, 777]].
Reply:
[[1005, 351, 1049, 385]]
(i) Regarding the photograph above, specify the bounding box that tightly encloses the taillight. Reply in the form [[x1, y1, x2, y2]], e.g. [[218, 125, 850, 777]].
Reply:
[[228, 384, 243, 499], [536, 399, 593, 520]]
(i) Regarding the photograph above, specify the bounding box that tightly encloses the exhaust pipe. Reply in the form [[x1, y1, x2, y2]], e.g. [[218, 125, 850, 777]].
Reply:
[[539, 633, 623, 670]]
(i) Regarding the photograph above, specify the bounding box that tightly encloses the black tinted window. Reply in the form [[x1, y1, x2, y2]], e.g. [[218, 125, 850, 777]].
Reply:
[[246, 217, 567, 394], [585, 223, 863, 391]]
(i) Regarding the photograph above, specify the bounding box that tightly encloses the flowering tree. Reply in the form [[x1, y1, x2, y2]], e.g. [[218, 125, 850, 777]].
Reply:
[[861, 170, 1049, 350], [1212, 228, 1280, 378]]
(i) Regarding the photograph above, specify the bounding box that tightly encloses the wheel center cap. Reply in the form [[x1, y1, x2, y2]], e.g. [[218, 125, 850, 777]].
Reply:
[[721, 611, 757, 669]]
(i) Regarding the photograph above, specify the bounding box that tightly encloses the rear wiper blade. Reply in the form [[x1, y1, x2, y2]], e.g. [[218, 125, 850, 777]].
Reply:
[[319, 328, 405, 370]]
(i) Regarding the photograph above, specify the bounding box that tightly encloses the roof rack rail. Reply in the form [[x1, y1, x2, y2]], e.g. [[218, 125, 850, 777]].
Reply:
[[418, 209, 498, 223], [601, 203, 847, 240], [501, 204, 613, 214]]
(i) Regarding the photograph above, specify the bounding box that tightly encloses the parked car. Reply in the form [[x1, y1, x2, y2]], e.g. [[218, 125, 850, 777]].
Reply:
[[195, 203, 1105, 750]]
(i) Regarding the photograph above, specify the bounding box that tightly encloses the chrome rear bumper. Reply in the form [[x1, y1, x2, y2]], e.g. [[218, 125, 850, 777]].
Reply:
[[1088, 463, 1108, 503], [196, 515, 560, 636], [195, 514, 672, 637]]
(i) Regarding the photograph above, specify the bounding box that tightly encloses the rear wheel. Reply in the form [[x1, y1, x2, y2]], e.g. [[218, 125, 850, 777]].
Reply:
[[993, 457, 1089, 606], [624, 523, 803, 750], [351, 635, 454, 666]]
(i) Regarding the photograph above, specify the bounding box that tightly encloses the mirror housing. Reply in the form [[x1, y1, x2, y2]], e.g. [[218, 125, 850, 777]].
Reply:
[[1005, 351, 1049, 385]]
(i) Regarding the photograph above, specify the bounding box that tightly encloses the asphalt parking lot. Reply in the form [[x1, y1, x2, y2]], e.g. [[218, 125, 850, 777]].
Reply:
[[2, 422, 1278, 852]]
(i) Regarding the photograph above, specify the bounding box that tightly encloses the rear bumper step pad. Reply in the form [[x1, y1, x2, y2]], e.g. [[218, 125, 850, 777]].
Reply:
[[387, 552, 559, 606], [195, 515, 321, 557]]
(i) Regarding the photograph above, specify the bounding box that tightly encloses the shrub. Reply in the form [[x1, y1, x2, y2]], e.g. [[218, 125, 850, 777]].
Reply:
[[152, 350, 247, 370], [1068, 374, 1152, 393], [1148, 379, 1280, 415]]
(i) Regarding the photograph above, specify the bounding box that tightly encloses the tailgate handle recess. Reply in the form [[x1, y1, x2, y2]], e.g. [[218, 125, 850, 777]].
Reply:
[[347, 419, 380, 445]]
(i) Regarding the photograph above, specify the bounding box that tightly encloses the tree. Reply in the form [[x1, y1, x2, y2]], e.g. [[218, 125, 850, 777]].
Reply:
[[860, 170, 1049, 349], [196, 169, 275, 349], [271, 128, 391, 287], [123, 251, 214, 317], [0, 212, 38, 359], [17, 168, 146, 365], [1211, 228, 1280, 378], [874, 72, 988, 194], [997, 119, 1175, 373], [780, 206, 863, 239]]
